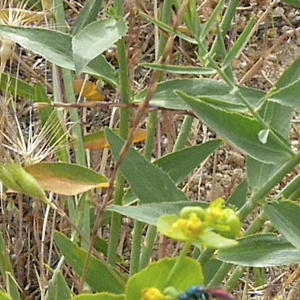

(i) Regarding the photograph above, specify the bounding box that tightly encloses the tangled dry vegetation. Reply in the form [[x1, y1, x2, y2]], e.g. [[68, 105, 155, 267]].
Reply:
[[0, 0, 300, 299]]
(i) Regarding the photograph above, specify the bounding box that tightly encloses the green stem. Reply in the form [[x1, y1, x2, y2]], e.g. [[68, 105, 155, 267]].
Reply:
[[139, 226, 157, 270], [144, 112, 158, 159], [211, 150, 300, 288], [197, 35, 294, 156], [130, 221, 143, 275], [107, 173, 125, 265], [210, 0, 240, 56], [225, 266, 243, 290], [207, 262, 232, 287], [166, 243, 191, 286], [197, 248, 215, 266], [278, 172, 300, 200], [173, 115, 194, 151], [107, 0, 131, 266]]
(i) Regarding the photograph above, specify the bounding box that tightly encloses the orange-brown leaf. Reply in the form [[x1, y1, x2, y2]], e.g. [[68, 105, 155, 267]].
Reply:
[[83, 129, 147, 150], [24, 162, 108, 195], [73, 78, 105, 101]]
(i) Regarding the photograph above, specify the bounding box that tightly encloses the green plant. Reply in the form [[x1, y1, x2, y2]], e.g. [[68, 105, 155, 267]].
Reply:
[[0, 0, 300, 299]]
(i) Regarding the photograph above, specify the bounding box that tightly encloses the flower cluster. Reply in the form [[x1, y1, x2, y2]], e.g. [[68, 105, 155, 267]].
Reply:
[[158, 198, 242, 249]]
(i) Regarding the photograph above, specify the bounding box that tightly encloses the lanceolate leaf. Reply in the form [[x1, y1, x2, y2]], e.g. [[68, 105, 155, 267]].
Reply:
[[141, 63, 216, 75], [73, 18, 127, 75], [54, 232, 126, 294], [0, 25, 117, 85], [122, 140, 221, 204], [176, 91, 293, 164], [0, 231, 20, 300], [273, 57, 300, 89], [268, 80, 300, 111], [108, 202, 209, 226], [217, 233, 300, 267], [154, 140, 222, 184], [135, 79, 264, 113], [71, 0, 103, 35], [264, 200, 300, 251], [46, 271, 72, 300], [247, 102, 293, 191], [223, 17, 256, 67], [71, 294, 124, 300], [279, 0, 300, 9], [24, 162, 108, 195], [0, 73, 35, 99], [105, 128, 188, 203], [83, 129, 146, 150], [268, 57, 300, 111]]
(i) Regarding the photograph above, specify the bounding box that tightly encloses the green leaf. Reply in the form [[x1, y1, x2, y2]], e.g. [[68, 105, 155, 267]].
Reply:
[[176, 91, 292, 164], [217, 233, 300, 267], [24, 162, 108, 196], [264, 200, 300, 251], [273, 57, 300, 90], [125, 258, 204, 300], [134, 79, 265, 113], [0, 232, 20, 300], [108, 202, 209, 226], [268, 81, 300, 111], [0, 73, 35, 99], [54, 232, 126, 294], [139, 12, 197, 45], [227, 179, 248, 209], [122, 141, 221, 204], [155, 140, 222, 184], [279, 0, 300, 9], [94, 237, 123, 264], [0, 25, 117, 85], [0, 291, 12, 300], [105, 128, 188, 203], [71, 293, 124, 300], [246, 101, 293, 191], [46, 271, 72, 300], [200, 0, 225, 39], [73, 18, 127, 75], [268, 57, 300, 111], [71, 0, 103, 35], [141, 63, 216, 75], [223, 17, 256, 67]]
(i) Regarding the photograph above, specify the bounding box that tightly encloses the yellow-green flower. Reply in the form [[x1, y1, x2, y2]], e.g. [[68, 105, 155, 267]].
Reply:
[[168, 213, 204, 241], [141, 287, 167, 300], [205, 198, 241, 238]]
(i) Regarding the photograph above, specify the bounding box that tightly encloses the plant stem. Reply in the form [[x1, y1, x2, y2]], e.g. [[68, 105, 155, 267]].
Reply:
[[144, 112, 158, 159], [207, 262, 232, 287], [130, 221, 143, 275], [107, 0, 131, 266], [210, 0, 239, 56], [238, 149, 300, 220], [166, 243, 191, 286], [173, 115, 194, 151], [139, 226, 157, 270], [197, 248, 215, 267]]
